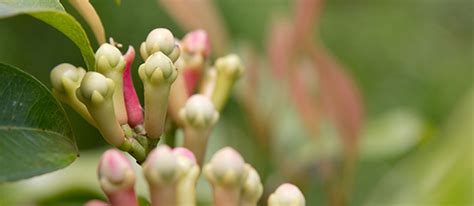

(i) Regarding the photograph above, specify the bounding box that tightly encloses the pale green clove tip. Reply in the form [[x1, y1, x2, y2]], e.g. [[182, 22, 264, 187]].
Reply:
[[179, 94, 219, 129], [78, 72, 114, 101], [95, 43, 125, 73], [268, 183, 305, 206], [141, 28, 176, 60], [50, 63, 85, 92]]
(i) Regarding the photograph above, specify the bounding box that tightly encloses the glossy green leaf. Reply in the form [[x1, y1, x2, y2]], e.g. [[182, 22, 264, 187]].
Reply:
[[0, 63, 78, 182], [0, 0, 95, 70], [364, 89, 474, 205]]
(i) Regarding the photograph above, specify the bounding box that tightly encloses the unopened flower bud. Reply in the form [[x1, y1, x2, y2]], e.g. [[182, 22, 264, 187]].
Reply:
[[98, 149, 138, 206], [140, 52, 178, 84], [204, 147, 248, 206], [51, 63, 85, 93], [175, 30, 211, 95], [168, 43, 181, 63], [50, 63, 95, 125], [140, 28, 176, 60], [76, 72, 125, 147], [204, 147, 247, 187], [143, 145, 181, 184], [181, 29, 211, 58], [215, 54, 244, 80], [143, 145, 184, 206], [268, 183, 305, 206], [241, 164, 263, 206], [84, 200, 110, 206], [96, 43, 125, 73], [212, 54, 245, 111], [180, 95, 219, 129], [95, 43, 128, 125], [139, 52, 178, 139], [173, 147, 200, 206], [173, 147, 197, 164], [122, 46, 144, 129], [179, 95, 219, 165], [98, 149, 135, 192]]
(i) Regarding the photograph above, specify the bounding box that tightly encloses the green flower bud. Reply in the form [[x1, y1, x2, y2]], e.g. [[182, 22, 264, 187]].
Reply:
[[173, 147, 200, 206], [204, 147, 248, 206], [143, 145, 182, 185], [76, 72, 125, 147], [51, 63, 85, 93], [179, 95, 219, 165], [215, 54, 244, 79], [179, 95, 219, 129], [143, 145, 184, 206], [241, 164, 263, 206], [168, 43, 181, 63], [78, 72, 112, 101], [140, 28, 176, 60], [138, 52, 178, 139], [140, 52, 177, 85], [50, 63, 95, 126], [212, 54, 245, 111], [96, 43, 125, 73], [268, 183, 305, 206], [95, 43, 128, 125], [204, 147, 247, 187]]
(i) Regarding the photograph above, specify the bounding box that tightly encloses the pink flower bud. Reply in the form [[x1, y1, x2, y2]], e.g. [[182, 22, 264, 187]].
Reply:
[[98, 149, 138, 206], [98, 149, 134, 189], [84, 200, 110, 206], [183, 68, 201, 95], [173, 147, 197, 164], [122, 46, 143, 128], [181, 29, 211, 58], [268, 183, 305, 206]]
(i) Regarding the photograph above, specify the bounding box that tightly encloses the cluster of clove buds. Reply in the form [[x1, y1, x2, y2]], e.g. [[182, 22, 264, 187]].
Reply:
[[50, 27, 305, 205], [86, 146, 305, 206], [50, 28, 242, 163]]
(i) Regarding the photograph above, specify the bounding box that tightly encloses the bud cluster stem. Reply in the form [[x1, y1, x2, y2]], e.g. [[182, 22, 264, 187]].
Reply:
[[182, 127, 211, 165], [213, 186, 241, 206]]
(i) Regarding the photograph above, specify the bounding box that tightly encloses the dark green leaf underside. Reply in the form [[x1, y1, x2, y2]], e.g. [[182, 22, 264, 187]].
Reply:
[[0, 63, 78, 182], [0, 0, 95, 70]]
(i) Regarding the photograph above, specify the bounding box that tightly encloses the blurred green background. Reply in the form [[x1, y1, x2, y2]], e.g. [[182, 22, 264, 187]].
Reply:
[[0, 0, 472, 205]]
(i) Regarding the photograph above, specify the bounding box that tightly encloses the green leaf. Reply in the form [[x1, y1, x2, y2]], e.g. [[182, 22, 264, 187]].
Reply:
[[364, 89, 474, 205], [359, 109, 426, 160], [0, 63, 78, 182], [0, 0, 95, 70]]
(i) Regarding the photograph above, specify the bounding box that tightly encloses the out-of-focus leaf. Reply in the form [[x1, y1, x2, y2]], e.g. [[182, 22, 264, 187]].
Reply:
[[365, 89, 474, 205], [0, 0, 95, 70], [360, 109, 425, 160], [0, 63, 78, 182], [37, 188, 103, 206]]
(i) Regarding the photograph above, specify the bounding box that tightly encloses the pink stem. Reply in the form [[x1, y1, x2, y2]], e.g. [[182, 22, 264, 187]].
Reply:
[[122, 46, 143, 128], [182, 66, 201, 95], [106, 187, 138, 206]]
